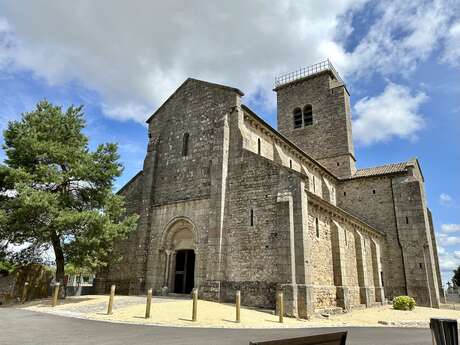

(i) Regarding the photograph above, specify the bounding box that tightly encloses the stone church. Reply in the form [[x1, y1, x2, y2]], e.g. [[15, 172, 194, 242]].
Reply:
[[95, 60, 443, 318]]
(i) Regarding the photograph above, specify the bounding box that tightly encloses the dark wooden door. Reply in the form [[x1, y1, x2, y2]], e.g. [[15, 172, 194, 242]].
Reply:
[[174, 250, 195, 294]]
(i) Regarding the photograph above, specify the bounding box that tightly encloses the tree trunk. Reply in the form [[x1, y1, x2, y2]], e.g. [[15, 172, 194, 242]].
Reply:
[[51, 232, 66, 299]]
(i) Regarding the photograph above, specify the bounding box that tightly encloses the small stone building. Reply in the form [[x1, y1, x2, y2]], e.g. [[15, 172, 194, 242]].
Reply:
[[95, 60, 443, 317]]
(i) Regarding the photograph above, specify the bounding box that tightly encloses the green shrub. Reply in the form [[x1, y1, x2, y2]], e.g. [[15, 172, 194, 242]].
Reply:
[[393, 296, 416, 310]]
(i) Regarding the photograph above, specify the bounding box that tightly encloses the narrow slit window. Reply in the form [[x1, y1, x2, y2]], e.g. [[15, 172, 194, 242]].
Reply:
[[372, 189, 376, 194], [344, 229, 348, 245], [419, 262, 423, 269], [293, 108, 302, 128], [343, 191, 347, 196], [250, 209, 254, 227], [182, 133, 190, 156], [405, 216, 409, 224], [257, 138, 261, 155], [303, 104, 313, 126], [289, 159, 292, 169], [315, 218, 320, 238]]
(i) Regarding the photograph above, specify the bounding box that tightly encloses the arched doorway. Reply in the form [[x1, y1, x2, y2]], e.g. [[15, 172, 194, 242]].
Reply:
[[161, 218, 197, 294], [174, 249, 195, 294]]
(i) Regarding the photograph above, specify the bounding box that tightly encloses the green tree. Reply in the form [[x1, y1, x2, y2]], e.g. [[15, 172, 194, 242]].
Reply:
[[452, 266, 460, 287], [0, 100, 138, 293]]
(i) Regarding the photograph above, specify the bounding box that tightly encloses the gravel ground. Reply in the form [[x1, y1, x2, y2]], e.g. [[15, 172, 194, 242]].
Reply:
[[19, 295, 460, 329]]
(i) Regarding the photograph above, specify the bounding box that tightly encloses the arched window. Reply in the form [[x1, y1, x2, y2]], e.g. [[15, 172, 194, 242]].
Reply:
[[303, 104, 313, 126], [182, 133, 190, 156], [293, 107, 302, 128]]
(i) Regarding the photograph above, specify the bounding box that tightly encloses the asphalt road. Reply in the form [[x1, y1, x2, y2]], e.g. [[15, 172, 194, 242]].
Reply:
[[0, 308, 434, 345]]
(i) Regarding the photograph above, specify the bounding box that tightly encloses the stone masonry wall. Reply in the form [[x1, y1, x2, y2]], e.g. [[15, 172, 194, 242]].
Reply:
[[308, 206, 334, 287], [343, 226, 360, 306], [392, 173, 440, 307], [307, 205, 336, 309], [145, 199, 211, 295], [222, 148, 306, 308], [97, 79, 240, 295], [149, 80, 238, 205], [338, 169, 441, 307], [96, 172, 144, 294], [97, 74, 439, 314], [241, 112, 338, 204], [338, 175, 407, 299], [427, 208, 444, 299], [275, 71, 356, 178]]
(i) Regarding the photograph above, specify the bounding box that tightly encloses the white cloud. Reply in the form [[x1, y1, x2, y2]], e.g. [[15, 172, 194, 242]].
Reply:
[[0, 17, 13, 69], [440, 193, 460, 208], [438, 245, 460, 285], [0, 0, 369, 123], [0, 0, 457, 126], [352, 82, 427, 145], [441, 21, 460, 68], [438, 233, 460, 246], [440, 255, 459, 271], [440, 193, 454, 206], [441, 224, 460, 233], [102, 103, 150, 123], [343, 0, 456, 78]]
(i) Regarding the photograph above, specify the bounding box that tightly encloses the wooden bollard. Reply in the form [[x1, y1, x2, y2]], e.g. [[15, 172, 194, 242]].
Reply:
[[107, 285, 116, 315], [235, 290, 241, 323], [145, 288, 152, 318], [52, 283, 60, 307], [22, 282, 29, 304], [277, 291, 284, 323], [192, 288, 198, 321]]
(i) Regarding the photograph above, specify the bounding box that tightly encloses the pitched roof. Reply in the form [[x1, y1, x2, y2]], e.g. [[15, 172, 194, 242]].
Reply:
[[116, 170, 143, 195], [146, 78, 243, 123], [352, 162, 408, 178], [188, 78, 244, 96]]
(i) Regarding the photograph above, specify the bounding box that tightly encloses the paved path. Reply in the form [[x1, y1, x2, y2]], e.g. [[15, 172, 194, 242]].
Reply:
[[45, 295, 184, 315], [0, 308, 435, 345]]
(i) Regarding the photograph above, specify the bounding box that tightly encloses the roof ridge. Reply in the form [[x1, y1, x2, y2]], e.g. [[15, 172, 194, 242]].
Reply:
[[352, 161, 409, 179], [187, 78, 244, 96], [146, 78, 244, 123], [356, 161, 408, 171]]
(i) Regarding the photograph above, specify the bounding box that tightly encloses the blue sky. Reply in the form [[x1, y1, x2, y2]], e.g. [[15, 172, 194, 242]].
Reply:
[[0, 0, 459, 286]]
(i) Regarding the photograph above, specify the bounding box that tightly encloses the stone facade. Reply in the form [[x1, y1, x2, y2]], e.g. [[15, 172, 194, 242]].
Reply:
[[95, 63, 442, 317]]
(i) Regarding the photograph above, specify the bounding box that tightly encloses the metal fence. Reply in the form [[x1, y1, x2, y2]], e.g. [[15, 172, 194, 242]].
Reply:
[[274, 59, 344, 88]]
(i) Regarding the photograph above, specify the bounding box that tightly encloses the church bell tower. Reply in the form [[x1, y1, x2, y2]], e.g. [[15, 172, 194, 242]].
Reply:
[[274, 60, 356, 178]]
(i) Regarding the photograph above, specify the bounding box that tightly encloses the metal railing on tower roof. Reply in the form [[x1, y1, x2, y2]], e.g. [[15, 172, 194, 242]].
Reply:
[[274, 59, 344, 89]]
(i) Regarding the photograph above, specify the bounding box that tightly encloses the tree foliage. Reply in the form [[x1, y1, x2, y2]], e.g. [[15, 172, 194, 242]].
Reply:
[[452, 266, 460, 287], [0, 100, 138, 287]]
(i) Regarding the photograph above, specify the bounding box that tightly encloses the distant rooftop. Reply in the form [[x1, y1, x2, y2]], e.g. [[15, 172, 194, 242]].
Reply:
[[274, 59, 345, 89]]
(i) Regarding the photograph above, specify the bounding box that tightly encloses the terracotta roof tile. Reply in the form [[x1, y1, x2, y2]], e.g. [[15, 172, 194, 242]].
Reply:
[[352, 162, 407, 178]]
